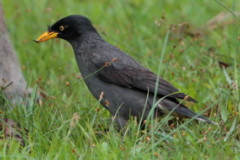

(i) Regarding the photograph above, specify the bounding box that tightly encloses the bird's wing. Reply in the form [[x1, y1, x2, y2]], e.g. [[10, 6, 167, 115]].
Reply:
[[91, 49, 196, 102]]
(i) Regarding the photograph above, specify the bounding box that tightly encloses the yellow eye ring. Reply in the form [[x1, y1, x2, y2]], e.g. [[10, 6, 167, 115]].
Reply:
[[59, 25, 64, 31]]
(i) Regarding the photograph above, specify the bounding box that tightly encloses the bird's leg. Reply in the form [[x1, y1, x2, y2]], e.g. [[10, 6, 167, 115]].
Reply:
[[112, 115, 128, 132]]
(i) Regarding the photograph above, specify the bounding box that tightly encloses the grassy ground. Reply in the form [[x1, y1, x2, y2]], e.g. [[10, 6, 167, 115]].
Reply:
[[1, 0, 240, 159]]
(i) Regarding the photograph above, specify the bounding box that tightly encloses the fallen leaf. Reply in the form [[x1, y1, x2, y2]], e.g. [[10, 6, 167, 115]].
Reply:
[[0, 118, 25, 146]]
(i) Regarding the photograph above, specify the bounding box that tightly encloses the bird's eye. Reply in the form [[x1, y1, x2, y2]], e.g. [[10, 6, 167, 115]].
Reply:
[[59, 25, 65, 31]]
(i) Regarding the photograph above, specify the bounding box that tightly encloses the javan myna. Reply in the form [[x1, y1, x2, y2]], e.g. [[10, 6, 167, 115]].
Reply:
[[35, 15, 215, 130]]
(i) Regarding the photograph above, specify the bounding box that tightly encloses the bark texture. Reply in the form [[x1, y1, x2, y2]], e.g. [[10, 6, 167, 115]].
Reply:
[[0, 3, 30, 106]]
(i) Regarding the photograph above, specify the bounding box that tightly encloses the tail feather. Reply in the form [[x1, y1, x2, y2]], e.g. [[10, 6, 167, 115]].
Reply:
[[174, 105, 217, 125], [159, 100, 218, 125]]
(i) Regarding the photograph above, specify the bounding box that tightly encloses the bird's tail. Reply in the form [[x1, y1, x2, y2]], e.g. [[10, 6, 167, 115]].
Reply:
[[159, 100, 217, 125], [173, 105, 217, 125]]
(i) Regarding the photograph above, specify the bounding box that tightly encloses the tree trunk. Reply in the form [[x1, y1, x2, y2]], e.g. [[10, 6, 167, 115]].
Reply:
[[0, 3, 30, 107]]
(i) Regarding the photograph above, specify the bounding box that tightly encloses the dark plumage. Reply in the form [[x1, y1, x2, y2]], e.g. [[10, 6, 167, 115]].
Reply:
[[35, 15, 215, 130]]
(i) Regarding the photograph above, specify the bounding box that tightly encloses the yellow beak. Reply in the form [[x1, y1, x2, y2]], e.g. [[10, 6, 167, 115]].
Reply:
[[35, 31, 59, 43]]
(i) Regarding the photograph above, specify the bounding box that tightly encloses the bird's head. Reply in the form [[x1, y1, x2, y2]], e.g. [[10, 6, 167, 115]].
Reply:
[[35, 15, 97, 43]]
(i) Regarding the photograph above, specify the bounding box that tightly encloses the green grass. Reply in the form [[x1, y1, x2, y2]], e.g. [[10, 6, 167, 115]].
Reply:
[[1, 0, 240, 159]]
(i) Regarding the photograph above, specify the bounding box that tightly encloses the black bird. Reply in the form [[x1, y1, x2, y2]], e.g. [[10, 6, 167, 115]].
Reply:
[[35, 15, 215, 130]]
